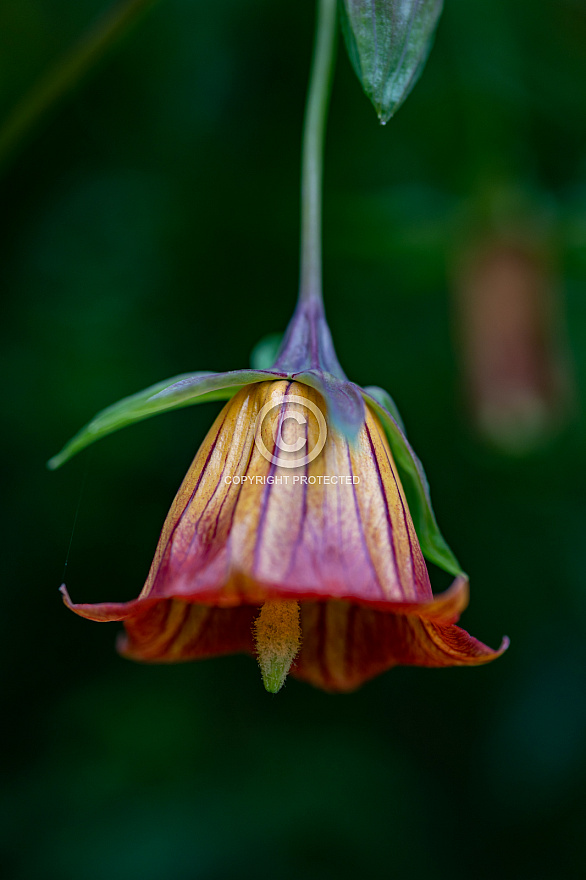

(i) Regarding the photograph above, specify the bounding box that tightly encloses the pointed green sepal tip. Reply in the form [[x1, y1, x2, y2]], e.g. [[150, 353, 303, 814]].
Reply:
[[340, 0, 444, 123], [253, 600, 301, 694]]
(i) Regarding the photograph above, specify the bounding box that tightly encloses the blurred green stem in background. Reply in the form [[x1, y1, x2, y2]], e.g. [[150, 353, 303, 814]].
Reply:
[[299, 0, 337, 306], [0, 0, 159, 171]]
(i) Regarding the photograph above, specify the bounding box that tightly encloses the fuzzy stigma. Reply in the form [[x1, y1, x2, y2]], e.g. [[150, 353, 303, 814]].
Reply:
[[253, 600, 301, 693]]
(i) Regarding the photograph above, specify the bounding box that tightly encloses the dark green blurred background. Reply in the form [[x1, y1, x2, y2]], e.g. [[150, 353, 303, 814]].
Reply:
[[2, 1, 586, 878]]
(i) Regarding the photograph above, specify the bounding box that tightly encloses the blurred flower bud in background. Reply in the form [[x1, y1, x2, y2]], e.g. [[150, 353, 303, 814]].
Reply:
[[454, 232, 574, 454]]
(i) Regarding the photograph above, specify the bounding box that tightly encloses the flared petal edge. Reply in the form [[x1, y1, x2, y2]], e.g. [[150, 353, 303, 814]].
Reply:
[[60, 574, 469, 622], [292, 601, 509, 692], [61, 582, 507, 690]]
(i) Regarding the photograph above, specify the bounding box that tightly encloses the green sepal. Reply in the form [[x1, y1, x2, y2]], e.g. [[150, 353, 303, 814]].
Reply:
[[339, 0, 444, 124], [362, 387, 463, 577], [47, 369, 273, 470], [363, 385, 406, 434]]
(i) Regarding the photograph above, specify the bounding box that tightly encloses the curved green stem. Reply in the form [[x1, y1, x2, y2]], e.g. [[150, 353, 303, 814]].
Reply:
[[299, 0, 338, 306], [0, 0, 159, 171]]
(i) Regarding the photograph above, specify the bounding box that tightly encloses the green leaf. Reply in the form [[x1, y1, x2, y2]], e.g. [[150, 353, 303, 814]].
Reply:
[[362, 387, 463, 576], [339, 0, 444, 123], [250, 333, 283, 370], [47, 369, 271, 470]]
